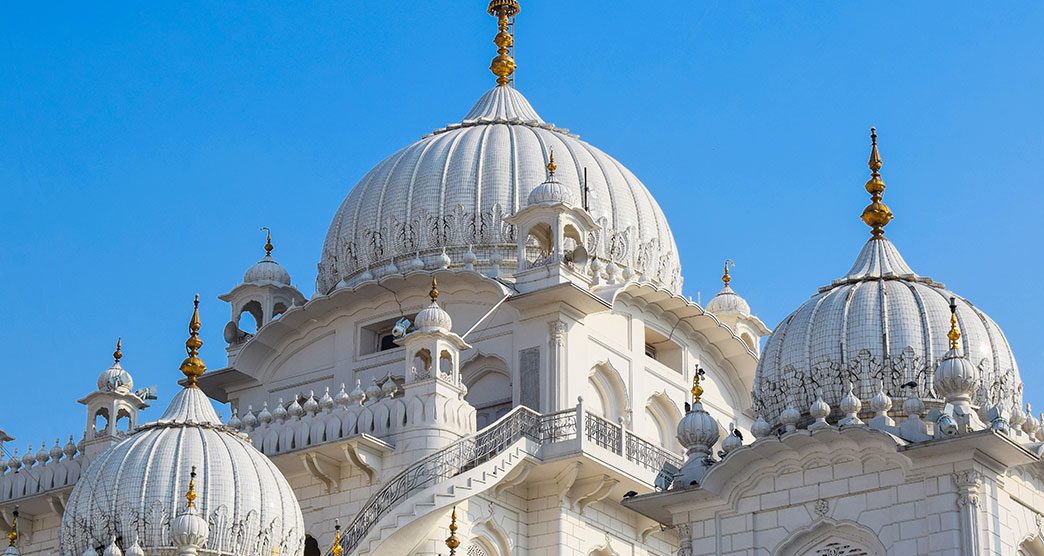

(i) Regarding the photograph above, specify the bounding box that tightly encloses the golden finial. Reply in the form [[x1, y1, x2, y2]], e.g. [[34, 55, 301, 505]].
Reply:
[[947, 297, 961, 351], [7, 507, 17, 547], [691, 366, 706, 404], [331, 519, 343, 556], [429, 277, 440, 303], [722, 259, 734, 287], [487, 0, 521, 86], [179, 294, 207, 386], [445, 506, 461, 556], [113, 337, 123, 364], [261, 226, 273, 256], [860, 127, 893, 239], [185, 466, 197, 509], [546, 147, 556, 178]]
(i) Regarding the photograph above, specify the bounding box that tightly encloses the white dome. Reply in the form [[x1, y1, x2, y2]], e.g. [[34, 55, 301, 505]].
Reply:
[[59, 386, 305, 555], [705, 284, 751, 316], [528, 175, 577, 206], [754, 237, 1021, 428], [317, 85, 682, 294], [243, 254, 291, 285], [96, 361, 133, 393]]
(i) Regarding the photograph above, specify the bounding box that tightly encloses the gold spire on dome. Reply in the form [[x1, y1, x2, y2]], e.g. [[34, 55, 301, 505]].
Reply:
[[179, 295, 207, 386], [546, 147, 556, 178], [691, 366, 706, 404], [185, 466, 198, 509], [947, 297, 962, 351], [860, 127, 893, 239], [331, 519, 343, 556], [261, 226, 273, 256], [722, 258, 735, 287], [487, 0, 521, 86], [445, 506, 461, 556], [113, 337, 123, 364], [7, 507, 17, 547], [429, 277, 440, 302]]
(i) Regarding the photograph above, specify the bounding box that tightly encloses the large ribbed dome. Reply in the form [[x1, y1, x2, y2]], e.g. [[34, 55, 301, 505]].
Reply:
[[60, 386, 305, 555], [753, 237, 1021, 428], [316, 86, 682, 294]]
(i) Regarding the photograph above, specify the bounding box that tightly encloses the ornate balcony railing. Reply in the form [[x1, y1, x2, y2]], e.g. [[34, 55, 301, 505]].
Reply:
[[332, 401, 682, 555]]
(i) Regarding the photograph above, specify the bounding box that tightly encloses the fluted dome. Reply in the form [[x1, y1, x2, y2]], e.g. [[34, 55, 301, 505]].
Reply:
[[59, 386, 304, 555], [754, 237, 1021, 428], [96, 361, 133, 393], [243, 253, 291, 285], [317, 85, 681, 294], [705, 284, 751, 316]]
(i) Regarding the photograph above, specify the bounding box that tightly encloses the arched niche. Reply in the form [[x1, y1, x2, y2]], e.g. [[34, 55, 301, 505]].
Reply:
[[462, 354, 512, 429], [645, 391, 682, 452], [586, 362, 627, 422], [776, 520, 885, 556]]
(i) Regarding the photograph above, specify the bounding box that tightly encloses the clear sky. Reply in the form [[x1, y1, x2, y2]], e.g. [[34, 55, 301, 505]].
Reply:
[[2, 2, 1043, 447]]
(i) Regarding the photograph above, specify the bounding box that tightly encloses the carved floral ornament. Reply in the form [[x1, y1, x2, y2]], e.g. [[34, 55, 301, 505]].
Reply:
[[752, 345, 1020, 427], [317, 204, 681, 294]]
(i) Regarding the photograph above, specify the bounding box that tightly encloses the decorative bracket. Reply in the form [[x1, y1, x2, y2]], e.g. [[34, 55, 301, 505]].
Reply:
[[569, 474, 619, 514], [494, 460, 532, 496], [342, 438, 386, 485], [553, 461, 582, 506], [300, 451, 342, 494]]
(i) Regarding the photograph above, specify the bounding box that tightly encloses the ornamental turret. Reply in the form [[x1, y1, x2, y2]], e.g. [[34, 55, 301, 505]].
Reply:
[[78, 339, 150, 458], [393, 278, 476, 451], [673, 368, 723, 488], [704, 259, 770, 354], [505, 149, 600, 291], [219, 228, 306, 361]]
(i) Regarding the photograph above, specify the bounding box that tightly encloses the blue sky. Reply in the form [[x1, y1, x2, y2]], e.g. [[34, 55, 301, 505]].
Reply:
[[2, 2, 1043, 446]]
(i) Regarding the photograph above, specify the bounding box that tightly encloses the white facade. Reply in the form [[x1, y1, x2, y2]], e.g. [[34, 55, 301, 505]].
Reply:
[[3, 3, 1042, 556]]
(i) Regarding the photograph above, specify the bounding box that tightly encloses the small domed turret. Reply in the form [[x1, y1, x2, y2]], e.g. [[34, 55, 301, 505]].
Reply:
[[414, 278, 453, 332], [96, 339, 133, 393], [243, 228, 291, 285], [527, 149, 578, 206], [935, 298, 980, 409]]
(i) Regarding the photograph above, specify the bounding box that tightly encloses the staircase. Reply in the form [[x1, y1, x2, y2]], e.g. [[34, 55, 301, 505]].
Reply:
[[334, 406, 549, 555], [356, 443, 531, 555]]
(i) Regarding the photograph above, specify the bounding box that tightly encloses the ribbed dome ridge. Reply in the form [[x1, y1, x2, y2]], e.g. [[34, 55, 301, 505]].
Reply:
[[463, 86, 544, 123], [155, 387, 222, 425], [317, 87, 683, 294], [754, 238, 1021, 429], [834, 237, 920, 285]]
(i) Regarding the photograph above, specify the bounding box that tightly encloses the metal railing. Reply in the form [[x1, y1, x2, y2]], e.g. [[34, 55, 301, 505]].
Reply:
[[332, 402, 682, 555]]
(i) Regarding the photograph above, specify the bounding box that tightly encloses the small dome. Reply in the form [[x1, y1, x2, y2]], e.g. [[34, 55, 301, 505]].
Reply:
[[935, 348, 980, 402], [97, 340, 133, 393], [60, 387, 304, 555], [705, 284, 750, 316], [414, 279, 453, 332], [755, 236, 1020, 429], [243, 254, 291, 285], [676, 403, 720, 456]]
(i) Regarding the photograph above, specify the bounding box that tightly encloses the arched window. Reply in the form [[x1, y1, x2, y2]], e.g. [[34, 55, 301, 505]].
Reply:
[[238, 300, 263, 334], [93, 408, 110, 436], [524, 223, 553, 266], [776, 521, 884, 556], [462, 355, 513, 429]]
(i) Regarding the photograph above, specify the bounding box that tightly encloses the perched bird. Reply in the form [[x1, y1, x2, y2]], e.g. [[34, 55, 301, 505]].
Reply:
[[623, 490, 638, 498]]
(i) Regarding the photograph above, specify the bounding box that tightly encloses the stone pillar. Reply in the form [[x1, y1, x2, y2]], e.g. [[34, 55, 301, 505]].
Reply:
[[548, 319, 568, 411], [952, 469, 983, 556]]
